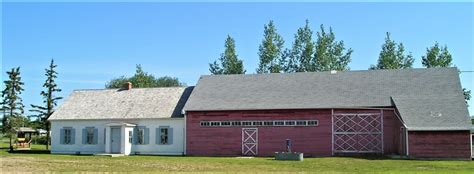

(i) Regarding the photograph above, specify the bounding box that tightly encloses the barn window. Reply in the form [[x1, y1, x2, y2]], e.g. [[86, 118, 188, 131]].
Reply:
[[210, 121, 221, 126], [274, 121, 284, 126], [285, 121, 295, 126], [296, 120, 307, 126], [263, 121, 273, 126], [308, 120, 318, 126], [200, 121, 210, 126], [242, 121, 252, 126], [231, 121, 241, 126], [252, 121, 263, 126], [221, 121, 231, 126]]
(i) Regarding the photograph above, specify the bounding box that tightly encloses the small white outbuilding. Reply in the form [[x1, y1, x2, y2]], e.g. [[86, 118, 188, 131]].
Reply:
[[48, 86, 193, 155]]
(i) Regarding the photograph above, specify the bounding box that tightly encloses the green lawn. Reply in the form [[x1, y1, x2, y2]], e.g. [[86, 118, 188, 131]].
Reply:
[[1, 141, 473, 173]]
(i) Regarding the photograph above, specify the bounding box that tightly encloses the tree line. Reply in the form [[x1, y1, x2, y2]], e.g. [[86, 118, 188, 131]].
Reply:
[[208, 20, 471, 103]]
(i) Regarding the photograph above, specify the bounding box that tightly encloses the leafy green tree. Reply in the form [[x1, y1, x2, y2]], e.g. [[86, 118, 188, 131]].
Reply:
[[105, 65, 185, 88], [421, 42, 452, 68], [1, 67, 26, 151], [209, 35, 246, 75], [29, 59, 62, 150], [370, 32, 414, 70], [257, 20, 285, 73], [314, 24, 353, 71], [420, 43, 470, 105], [284, 20, 315, 72]]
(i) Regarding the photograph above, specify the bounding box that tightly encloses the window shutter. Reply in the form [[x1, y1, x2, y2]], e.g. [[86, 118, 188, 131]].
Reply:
[[82, 128, 87, 144], [60, 128, 65, 145], [70, 128, 76, 144], [168, 128, 173, 145], [93, 128, 98, 144], [133, 127, 138, 144], [144, 128, 149, 144]]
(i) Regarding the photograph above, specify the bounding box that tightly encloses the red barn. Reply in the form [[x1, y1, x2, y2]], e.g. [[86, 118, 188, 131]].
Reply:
[[183, 68, 472, 159]]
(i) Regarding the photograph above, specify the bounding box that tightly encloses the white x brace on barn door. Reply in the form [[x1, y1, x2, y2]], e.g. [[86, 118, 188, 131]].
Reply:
[[242, 128, 258, 156], [332, 112, 383, 153]]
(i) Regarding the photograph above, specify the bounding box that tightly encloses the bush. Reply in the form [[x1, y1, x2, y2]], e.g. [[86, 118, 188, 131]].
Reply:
[[32, 136, 49, 145]]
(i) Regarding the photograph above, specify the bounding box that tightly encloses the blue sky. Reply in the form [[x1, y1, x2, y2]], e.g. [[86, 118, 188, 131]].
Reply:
[[2, 2, 473, 115]]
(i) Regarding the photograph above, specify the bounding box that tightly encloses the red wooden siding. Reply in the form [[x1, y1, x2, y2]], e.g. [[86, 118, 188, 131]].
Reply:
[[186, 109, 403, 157], [408, 131, 471, 159]]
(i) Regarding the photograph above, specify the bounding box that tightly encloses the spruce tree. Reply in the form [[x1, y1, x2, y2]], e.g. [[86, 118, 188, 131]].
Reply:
[[314, 24, 353, 71], [257, 20, 285, 73], [1, 67, 25, 151], [370, 32, 414, 70], [30, 59, 62, 150], [421, 42, 452, 68], [209, 35, 246, 75]]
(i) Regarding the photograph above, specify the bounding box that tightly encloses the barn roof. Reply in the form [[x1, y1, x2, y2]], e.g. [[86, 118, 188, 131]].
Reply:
[[184, 67, 471, 131], [49, 87, 193, 120]]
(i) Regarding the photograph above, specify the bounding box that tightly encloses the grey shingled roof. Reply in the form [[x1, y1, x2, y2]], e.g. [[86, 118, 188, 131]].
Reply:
[[184, 67, 470, 131], [49, 87, 193, 120]]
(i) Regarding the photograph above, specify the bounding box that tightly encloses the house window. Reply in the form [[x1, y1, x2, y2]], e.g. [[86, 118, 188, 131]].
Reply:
[[128, 131, 132, 143], [64, 129, 72, 144], [160, 128, 169, 144], [137, 128, 145, 144], [86, 128, 94, 144]]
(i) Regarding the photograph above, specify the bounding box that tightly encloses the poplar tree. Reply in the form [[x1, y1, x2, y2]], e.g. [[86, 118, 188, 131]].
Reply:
[[30, 59, 62, 150], [314, 24, 353, 71], [284, 20, 315, 72], [370, 32, 414, 70], [257, 20, 285, 73], [421, 42, 452, 68], [420, 43, 470, 105], [1, 67, 25, 151], [209, 35, 246, 74]]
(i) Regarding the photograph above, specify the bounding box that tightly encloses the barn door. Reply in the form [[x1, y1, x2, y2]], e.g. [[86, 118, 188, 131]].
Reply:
[[242, 128, 258, 156], [333, 113, 383, 153]]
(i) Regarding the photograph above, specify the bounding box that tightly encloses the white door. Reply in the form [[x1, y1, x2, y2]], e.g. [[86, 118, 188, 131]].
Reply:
[[110, 128, 121, 154], [242, 128, 258, 156]]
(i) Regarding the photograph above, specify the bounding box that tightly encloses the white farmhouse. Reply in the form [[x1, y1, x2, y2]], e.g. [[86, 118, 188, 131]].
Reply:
[[49, 84, 193, 155]]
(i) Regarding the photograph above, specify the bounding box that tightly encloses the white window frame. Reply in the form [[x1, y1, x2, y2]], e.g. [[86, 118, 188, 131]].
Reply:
[[64, 129, 72, 144], [128, 131, 133, 143], [86, 127, 94, 144], [137, 128, 145, 145], [160, 128, 169, 145]]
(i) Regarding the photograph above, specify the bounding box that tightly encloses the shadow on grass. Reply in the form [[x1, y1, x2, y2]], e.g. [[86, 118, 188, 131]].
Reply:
[[8, 150, 51, 154]]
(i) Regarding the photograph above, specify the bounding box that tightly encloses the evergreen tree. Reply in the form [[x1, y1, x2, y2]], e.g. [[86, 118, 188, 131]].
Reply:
[[370, 32, 414, 70], [257, 20, 285, 73], [106, 65, 185, 88], [314, 24, 353, 71], [30, 59, 62, 150], [1, 67, 25, 151], [209, 35, 246, 74], [284, 20, 315, 72], [421, 42, 452, 68]]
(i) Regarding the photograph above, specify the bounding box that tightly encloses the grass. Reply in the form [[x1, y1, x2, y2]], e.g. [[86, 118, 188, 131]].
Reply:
[[1, 141, 473, 173]]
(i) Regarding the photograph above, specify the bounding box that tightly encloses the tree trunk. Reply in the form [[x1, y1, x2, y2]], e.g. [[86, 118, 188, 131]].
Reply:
[[46, 124, 50, 150], [9, 136, 13, 152]]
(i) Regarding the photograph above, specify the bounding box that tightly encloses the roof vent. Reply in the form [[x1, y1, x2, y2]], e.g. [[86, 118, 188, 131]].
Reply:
[[330, 70, 337, 74], [430, 111, 442, 117]]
